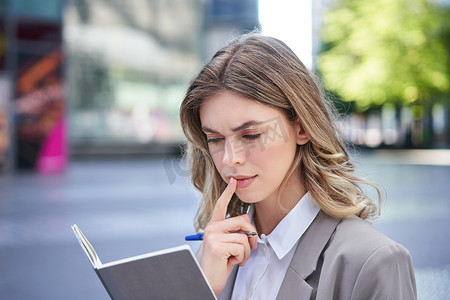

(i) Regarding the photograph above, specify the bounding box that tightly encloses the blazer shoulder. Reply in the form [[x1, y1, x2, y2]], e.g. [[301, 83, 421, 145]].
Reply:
[[352, 242, 417, 298], [329, 215, 398, 257], [317, 215, 417, 299], [322, 215, 415, 287]]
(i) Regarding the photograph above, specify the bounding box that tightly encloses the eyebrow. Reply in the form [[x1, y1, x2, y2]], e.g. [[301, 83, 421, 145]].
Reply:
[[202, 120, 264, 134]]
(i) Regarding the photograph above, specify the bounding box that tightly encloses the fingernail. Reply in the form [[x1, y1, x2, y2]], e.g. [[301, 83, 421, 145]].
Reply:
[[229, 177, 235, 185]]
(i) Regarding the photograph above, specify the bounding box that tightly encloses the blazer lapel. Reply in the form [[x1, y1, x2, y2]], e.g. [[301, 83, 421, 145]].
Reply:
[[276, 211, 341, 299], [276, 267, 314, 299], [218, 265, 239, 300]]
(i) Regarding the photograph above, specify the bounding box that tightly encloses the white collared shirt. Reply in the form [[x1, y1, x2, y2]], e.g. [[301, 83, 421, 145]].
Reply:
[[230, 192, 320, 300]]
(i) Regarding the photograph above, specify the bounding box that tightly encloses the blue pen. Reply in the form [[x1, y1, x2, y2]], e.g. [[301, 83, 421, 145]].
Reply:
[[185, 232, 257, 241]]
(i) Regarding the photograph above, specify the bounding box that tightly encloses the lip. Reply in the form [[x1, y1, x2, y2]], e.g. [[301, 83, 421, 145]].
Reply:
[[229, 175, 257, 189]]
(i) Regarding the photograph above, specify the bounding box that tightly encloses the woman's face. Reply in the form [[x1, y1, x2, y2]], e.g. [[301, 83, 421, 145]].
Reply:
[[199, 91, 309, 206]]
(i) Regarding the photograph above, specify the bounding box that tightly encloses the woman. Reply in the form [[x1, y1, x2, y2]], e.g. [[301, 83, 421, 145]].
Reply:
[[180, 33, 417, 299]]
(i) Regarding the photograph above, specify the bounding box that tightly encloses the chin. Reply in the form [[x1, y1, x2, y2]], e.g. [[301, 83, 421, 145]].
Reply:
[[235, 191, 261, 204]]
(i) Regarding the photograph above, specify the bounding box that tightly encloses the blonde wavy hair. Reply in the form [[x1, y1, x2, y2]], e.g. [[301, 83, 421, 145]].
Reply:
[[180, 33, 380, 231]]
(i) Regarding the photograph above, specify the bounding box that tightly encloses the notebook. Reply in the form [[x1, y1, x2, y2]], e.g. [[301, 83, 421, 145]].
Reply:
[[71, 224, 216, 300]]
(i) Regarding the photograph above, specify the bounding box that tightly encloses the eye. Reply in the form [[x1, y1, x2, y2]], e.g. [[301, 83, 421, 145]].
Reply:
[[206, 137, 224, 144], [242, 133, 261, 140]]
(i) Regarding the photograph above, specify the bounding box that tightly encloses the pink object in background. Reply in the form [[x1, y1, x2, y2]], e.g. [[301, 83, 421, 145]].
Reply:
[[36, 118, 67, 174]]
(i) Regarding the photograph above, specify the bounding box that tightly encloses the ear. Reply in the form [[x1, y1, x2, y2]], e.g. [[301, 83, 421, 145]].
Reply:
[[294, 119, 309, 145]]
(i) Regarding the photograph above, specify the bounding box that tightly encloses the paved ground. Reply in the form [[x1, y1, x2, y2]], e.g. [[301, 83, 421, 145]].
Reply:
[[0, 150, 449, 299]]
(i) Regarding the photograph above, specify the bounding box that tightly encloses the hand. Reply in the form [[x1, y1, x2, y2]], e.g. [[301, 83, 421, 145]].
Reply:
[[200, 177, 258, 296]]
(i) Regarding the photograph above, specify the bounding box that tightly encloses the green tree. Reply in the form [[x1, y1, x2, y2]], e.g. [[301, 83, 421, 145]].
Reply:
[[318, 0, 450, 112]]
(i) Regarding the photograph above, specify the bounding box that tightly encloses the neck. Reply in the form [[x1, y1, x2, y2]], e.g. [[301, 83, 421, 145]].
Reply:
[[254, 175, 306, 236]]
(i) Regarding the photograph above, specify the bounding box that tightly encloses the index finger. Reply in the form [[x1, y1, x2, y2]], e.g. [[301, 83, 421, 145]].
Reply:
[[210, 177, 237, 221]]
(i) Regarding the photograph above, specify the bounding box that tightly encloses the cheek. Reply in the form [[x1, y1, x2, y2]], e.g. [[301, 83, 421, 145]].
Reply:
[[250, 136, 297, 169], [210, 149, 224, 170], [247, 143, 276, 165], [246, 139, 288, 170]]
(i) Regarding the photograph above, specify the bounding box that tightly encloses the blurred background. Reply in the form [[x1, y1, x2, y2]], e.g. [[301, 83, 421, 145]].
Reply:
[[0, 0, 449, 299]]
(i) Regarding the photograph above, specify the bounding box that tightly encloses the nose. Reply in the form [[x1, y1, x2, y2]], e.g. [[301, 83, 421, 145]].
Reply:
[[222, 137, 245, 166]]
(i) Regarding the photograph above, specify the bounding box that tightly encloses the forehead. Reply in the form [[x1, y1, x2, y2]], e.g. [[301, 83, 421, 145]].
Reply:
[[199, 91, 282, 129]]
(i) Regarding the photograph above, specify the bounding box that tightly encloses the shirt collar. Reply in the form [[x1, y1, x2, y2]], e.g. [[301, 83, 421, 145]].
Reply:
[[249, 192, 320, 260]]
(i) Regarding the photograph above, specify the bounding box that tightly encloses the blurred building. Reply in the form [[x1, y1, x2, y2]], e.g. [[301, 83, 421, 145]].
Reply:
[[204, 0, 259, 60], [65, 0, 204, 156], [0, 0, 65, 172], [0, 0, 258, 171], [65, 0, 258, 157]]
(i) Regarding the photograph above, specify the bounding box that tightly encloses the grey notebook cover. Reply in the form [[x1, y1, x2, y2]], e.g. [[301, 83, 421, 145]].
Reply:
[[72, 224, 216, 300], [96, 246, 216, 300]]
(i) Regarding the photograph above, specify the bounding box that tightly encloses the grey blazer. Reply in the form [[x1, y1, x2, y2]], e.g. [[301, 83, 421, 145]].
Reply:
[[218, 211, 417, 300]]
